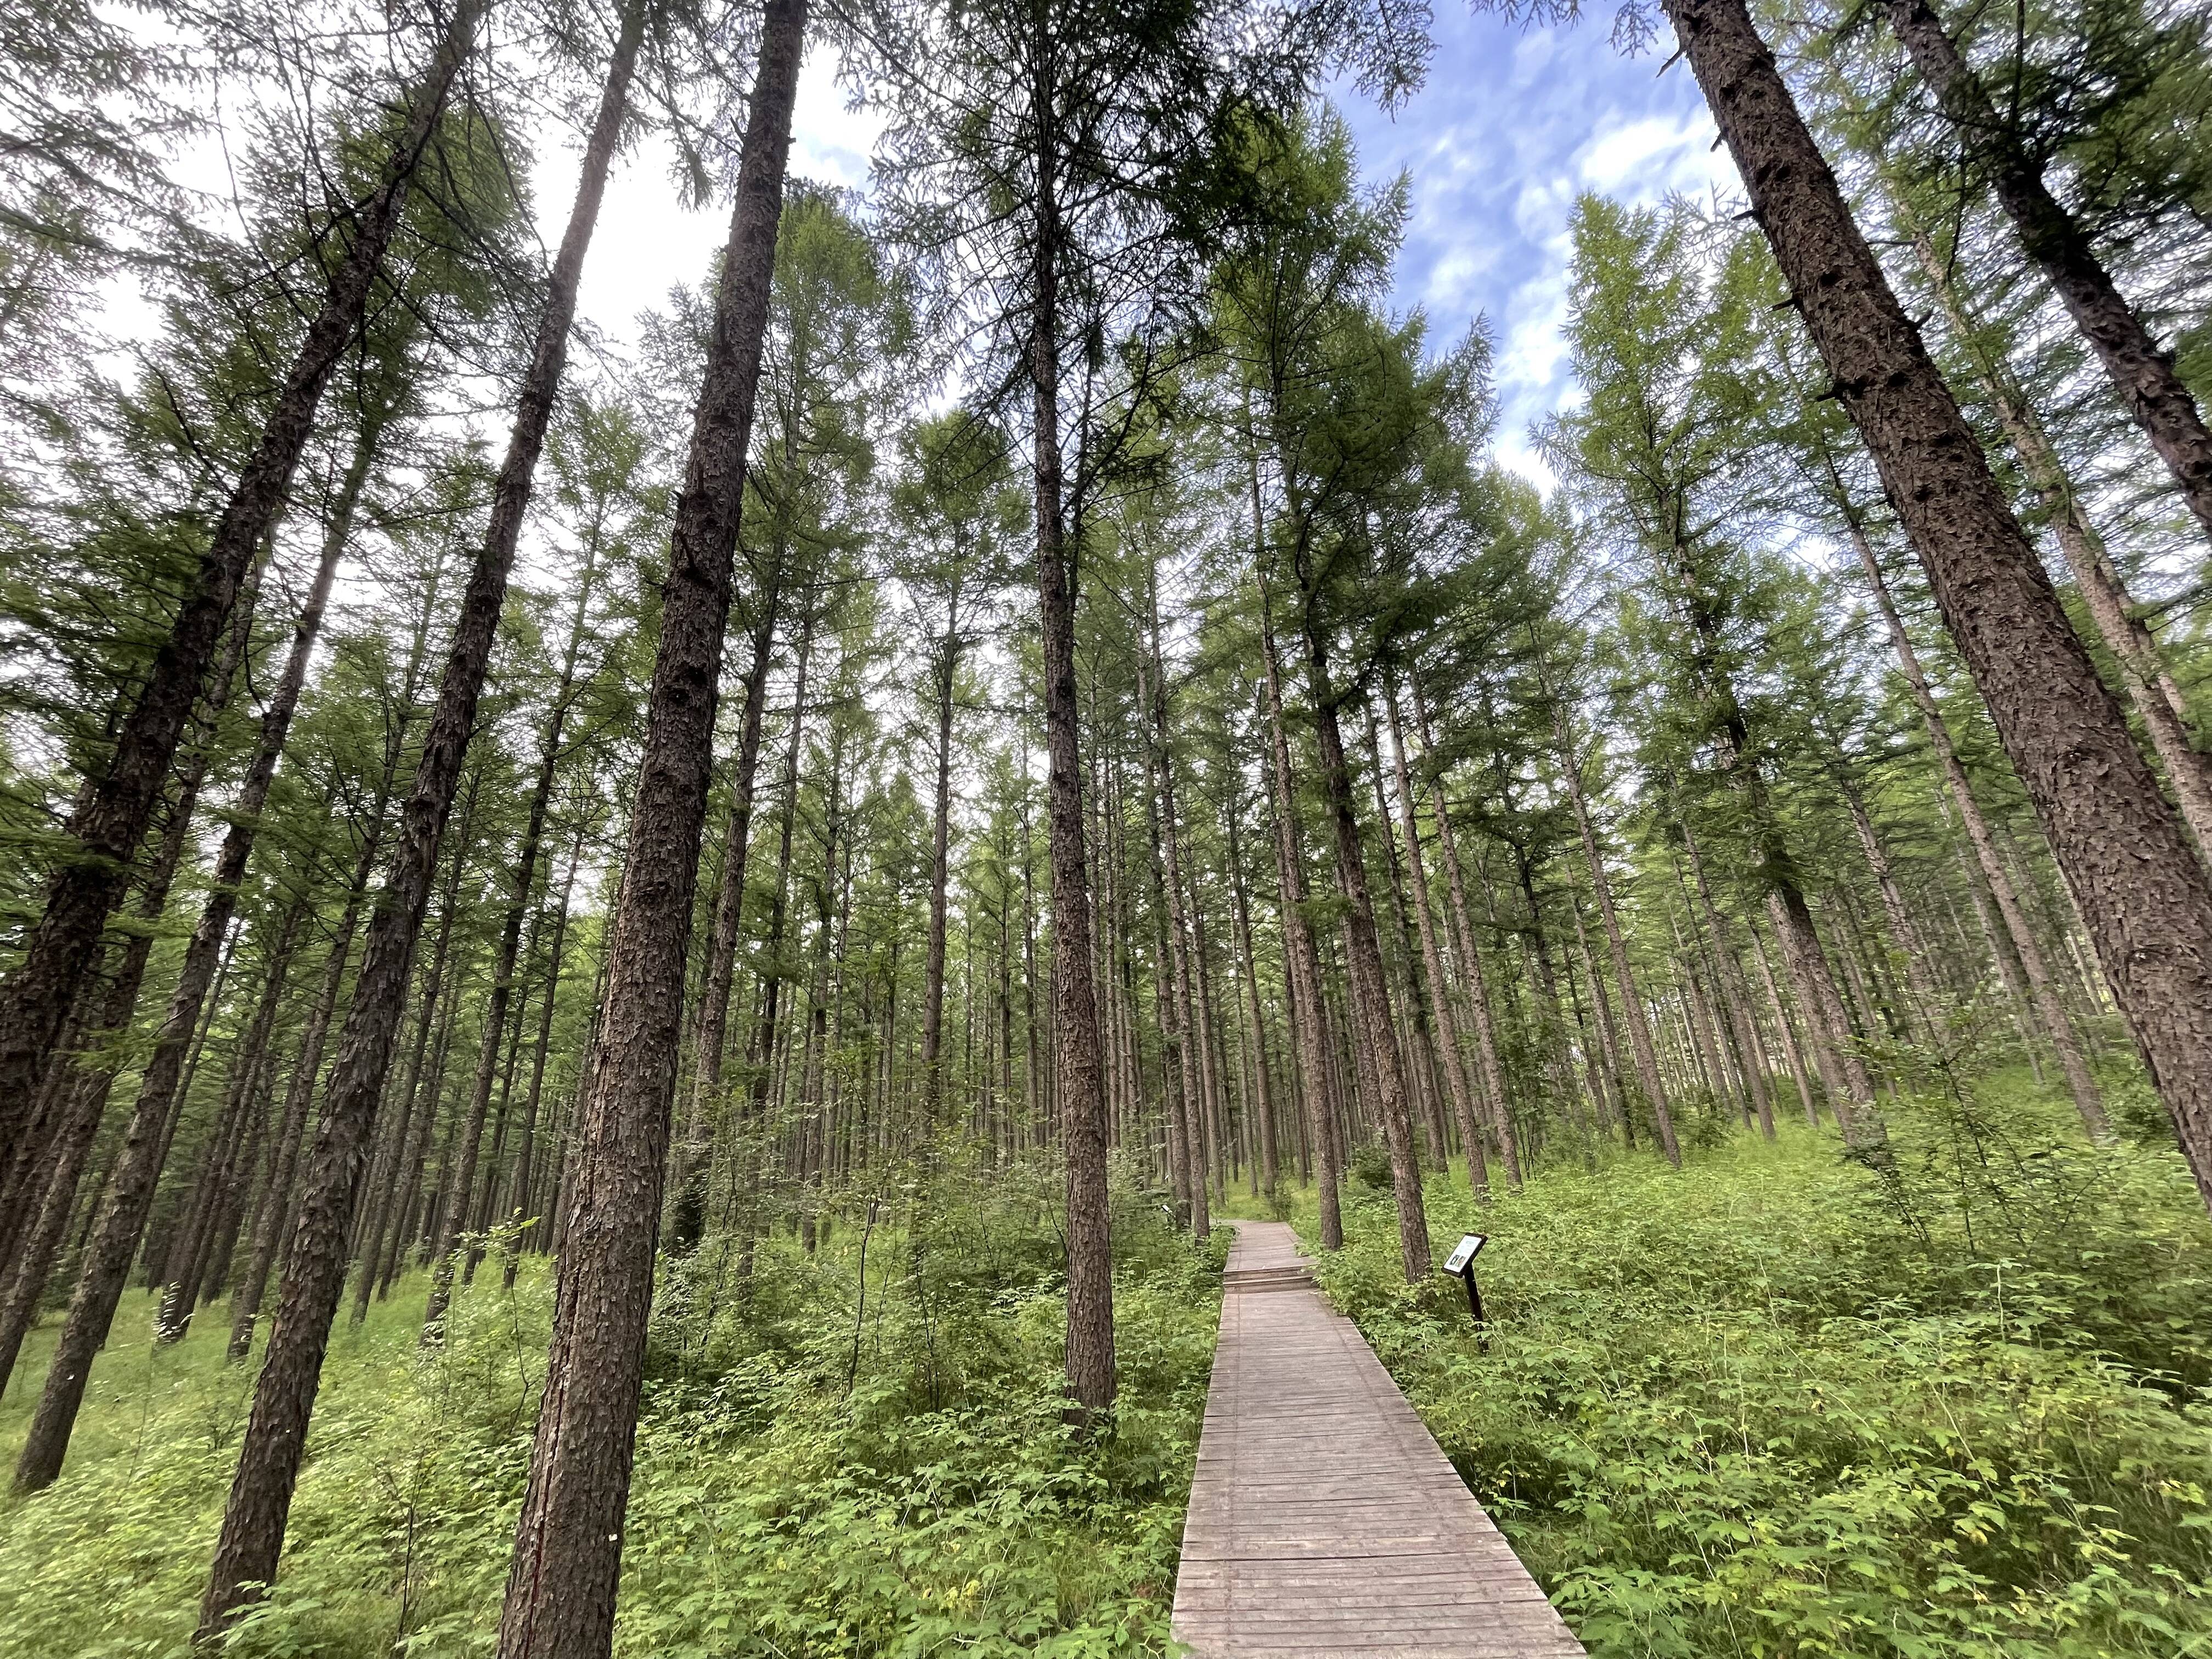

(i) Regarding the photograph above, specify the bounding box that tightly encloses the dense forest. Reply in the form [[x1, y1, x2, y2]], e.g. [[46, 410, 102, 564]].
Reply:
[[2, 0, 2210, 1650]]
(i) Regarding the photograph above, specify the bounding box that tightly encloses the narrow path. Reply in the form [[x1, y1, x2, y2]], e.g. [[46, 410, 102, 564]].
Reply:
[[1172, 1221, 1585, 1658]]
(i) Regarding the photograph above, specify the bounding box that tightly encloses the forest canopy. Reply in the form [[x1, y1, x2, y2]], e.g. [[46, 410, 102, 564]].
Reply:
[[1, 0, 2210, 1651]]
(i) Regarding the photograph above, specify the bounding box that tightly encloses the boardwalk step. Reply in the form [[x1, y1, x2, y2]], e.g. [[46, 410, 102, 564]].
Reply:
[[1174, 1220, 1585, 1658]]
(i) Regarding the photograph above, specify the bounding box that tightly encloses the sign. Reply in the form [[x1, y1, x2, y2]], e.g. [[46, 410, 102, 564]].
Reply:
[[1443, 1233, 1486, 1275]]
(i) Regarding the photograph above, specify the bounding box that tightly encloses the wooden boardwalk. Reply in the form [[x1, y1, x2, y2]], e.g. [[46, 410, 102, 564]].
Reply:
[[1171, 1221, 1585, 1658]]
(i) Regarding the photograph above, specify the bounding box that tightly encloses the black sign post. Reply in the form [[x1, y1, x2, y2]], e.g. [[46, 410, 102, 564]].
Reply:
[[1442, 1233, 1487, 1327]]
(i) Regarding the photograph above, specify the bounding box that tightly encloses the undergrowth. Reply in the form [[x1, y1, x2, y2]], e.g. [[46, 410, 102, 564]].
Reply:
[[1290, 1073, 2212, 1658], [0, 1153, 1225, 1658]]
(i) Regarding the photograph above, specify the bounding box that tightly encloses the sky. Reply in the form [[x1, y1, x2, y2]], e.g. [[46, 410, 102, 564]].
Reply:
[[547, 6, 1743, 488]]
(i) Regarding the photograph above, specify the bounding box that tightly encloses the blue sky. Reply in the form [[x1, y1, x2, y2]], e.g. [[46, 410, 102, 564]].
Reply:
[[557, 9, 1742, 484], [1333, 8, 1740, 478]]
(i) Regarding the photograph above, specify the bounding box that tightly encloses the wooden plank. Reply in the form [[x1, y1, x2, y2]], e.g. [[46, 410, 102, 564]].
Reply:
[[1171, 1221, 1585, 1659]]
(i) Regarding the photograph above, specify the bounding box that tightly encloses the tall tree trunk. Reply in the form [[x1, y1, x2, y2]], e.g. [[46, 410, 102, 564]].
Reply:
[[1223, 793, 1279, 1199], [1026, 48, 1115, 1424], [0, 0, 477, 1152], [503, 830, 582, 1283], [921, 579, 962, 1123], [490, 5, 805, 1652], [1257, 606, 1342, 1249], [1666, 0, 2212, 1186], [196, 11, 644, 1633], [670, 574, 781, 1252], [1555, 703, 1680, 1165], [1144, 578, 1210, 1238], [421, 527, 606, 1340], [1679, 822, 1776, 1138], [1848, 525, 2108, 1133], [1901, 218, 2212, 853], [1880, 0, 2212, 544], [1384, 684, 1489, 1199], [1410, 679, 1519, 1183], [101, 388, 384, 1344], [1299, 624, 1429, 1281]]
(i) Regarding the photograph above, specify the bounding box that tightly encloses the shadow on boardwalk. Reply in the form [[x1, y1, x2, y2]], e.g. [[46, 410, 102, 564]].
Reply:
[[1171, 1221, 1585, 1659]]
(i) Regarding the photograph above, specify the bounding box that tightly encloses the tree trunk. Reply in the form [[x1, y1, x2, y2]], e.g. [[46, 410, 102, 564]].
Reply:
[[196, 9, 642, 1633], [1410, 679, 1519, 1183], [1300, 628, 1429, 1281], [1902, 218, 2212, 854], [1025, 47, 1115, 1424], [490, 4, 805, 1652], [1384, 683, 1489, 1198], [421, 525, 607, 1340], [670, 574, 781, 1251], [1556, 704, 1680, 1164], [0, 0, 477, 1154], [1223, 794, 1279, 1198], [1679, 822, 1776, 1138], [1257, 607, 1342, 1249], [1880, 0, 2212, 545], [1664, 0, 2212, 1185], [1848, 526, 2108, 1134], [921, 579, 962, 1123]]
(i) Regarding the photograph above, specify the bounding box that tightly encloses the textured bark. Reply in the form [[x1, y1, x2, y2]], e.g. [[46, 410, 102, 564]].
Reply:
[[198, 8, 639, 1633], [1258, 609, 1342, 1249], [1881, 0, 2212, 545], [490, 4, 806, 1651], [1385, 685, 1489, 1199], [1903, 222, 2212, 855], [1556, 706, 1680, 1165], [0, 0, 475, 1155], [1023, 47, 1115, 1424], [1849, 527, 2107, 1133], [1300, 635, 1429, 1282], [669, 574, 780, 1251], [421, 519, 608, 1340], [1679, 823, 1775, 1138], [921, 575, 963, 1124], [1223, 796, 1279, 1198], [1664, 0, 2202, 1173]]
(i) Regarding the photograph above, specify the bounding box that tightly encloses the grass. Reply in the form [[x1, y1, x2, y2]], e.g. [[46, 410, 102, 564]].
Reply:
[[0, 1155, 1226, 1657], [1279, 1073, 2212, 1657]]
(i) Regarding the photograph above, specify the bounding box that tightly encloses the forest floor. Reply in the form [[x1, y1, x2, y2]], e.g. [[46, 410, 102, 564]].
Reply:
[[0, 1166, 1225, 1657], [1274, 1068, 2212, 1659], [4, 1069, 2209, 1658]]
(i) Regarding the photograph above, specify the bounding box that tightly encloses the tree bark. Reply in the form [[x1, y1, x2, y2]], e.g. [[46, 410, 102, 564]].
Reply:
[[1025, 42, 1115, 1424], [1881, 0, 2212, 545], [0, 0, 477, 1154], [1555, 703, 1680, 1165], [1299, 629, 1429, 1281], [196, 8, 641, 1633], [921, 576, 962, 1123], [1384, 684, 1489, 1199], [1257, 606, 1342, 1248], [1848, 525, 2108, 1133], [669, 572, 781, 1251], [489, 5, 805, 1652], [1902, 218, 2212, 854], [1664, 0, 2201, 1172], [421, 521, 607, 1340]]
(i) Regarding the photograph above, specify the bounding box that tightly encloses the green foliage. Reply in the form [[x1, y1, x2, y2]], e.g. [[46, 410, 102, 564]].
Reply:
[[1298, 1085, 2212, 1658], [0, 1165, 1227, 1657]]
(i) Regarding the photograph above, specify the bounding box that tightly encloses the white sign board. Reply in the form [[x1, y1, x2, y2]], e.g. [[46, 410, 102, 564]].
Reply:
[[1443, 1233, 1486, 1274]]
